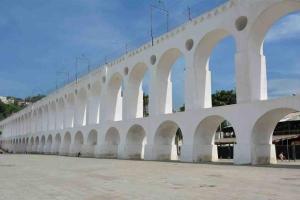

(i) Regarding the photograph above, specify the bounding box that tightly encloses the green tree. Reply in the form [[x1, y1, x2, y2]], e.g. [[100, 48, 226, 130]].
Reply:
[[212, 90, 236, 107], [25, 94, 45, 103], [143, 94, 149, 117]]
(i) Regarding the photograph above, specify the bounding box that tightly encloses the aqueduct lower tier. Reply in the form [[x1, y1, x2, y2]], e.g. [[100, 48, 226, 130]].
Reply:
[[1, 0, 300, 165], [2, 96, 300, 165]]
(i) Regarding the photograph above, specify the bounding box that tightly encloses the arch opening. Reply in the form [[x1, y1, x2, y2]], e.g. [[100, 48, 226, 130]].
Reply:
[[85, 129, 97, 157], [154, 121, 183, 161], [61, 132, 71, 155], [248, 2, 300, 100], [49, 102, 56, 130], [252, 108, 300, 165], [34, 136, 39, 153], [193, 116, 236, 163], [194, 29, 236, 108], [56, 98, 65, 130], [53, 133, 61, 154], [73, 131, 84, 155], [127, 63, 150, 118], [66, 93, 75, 128], [156, 48, 186, 114], [40, 135, 46, 153], [76, 88, 88, 126], [125, 124, 146, 159], [106, 73, 124, 121], [45, 135, 53, 154], [89, 81, 101, 124], [263, 11, 300, 99], [103, 127, 120, 158]]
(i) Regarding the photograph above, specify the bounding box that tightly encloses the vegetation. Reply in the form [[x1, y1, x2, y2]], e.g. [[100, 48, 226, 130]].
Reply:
[[0, 94, 46, 121], [212, 90, 236, 107], [25, 94, 46, 103], [143, 94, 149, 117], [0, 101, 23, 121]]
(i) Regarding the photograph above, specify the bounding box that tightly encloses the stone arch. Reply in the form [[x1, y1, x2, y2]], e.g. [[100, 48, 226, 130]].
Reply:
[[40, 135, 46, 153], [65, 93, 75, 128], [193, 115, 236, 162], [87, 129, 97, 146], [42, 105, 49, 131], [103, 127, 120, 158], [30, 137, 34, 152], [126, 62, 148, 119], [53, 133, 61, 154], [156, 48, 185, 114], [154, 120, 183, 161], [76, 88, 88, 126], [106, 73, 124, 121], [72, 131, 84, 155], [49, 101, 56, 130], [46, 134, 53, 154], [85, 129, 98, 157], [249, 1, 300, 53], [34, 136, 40, 153], [32, 110, 38, 132], [37, 107, 43, 132], [125, 124, 146, 159], [249, 1, 300, 100], [61, 132, 71, 155], [89, 81, 102, 124], [56, 98, 65, 130], [193, 28, 236, 108], [251, 108, 298, 165], [20, 116, 24, 135]]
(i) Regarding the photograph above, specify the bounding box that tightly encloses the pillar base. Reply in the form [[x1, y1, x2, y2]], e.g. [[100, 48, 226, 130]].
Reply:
[[193, 144, 218, 162], [154, 144, 178, 161], [252, 144, 277, 165]]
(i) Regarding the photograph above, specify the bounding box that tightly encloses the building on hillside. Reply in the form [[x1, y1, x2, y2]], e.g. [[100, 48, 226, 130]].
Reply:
[[0, 96, 14, 104]]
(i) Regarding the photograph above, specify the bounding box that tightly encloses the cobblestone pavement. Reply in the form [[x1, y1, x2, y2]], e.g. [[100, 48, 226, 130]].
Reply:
[[0, 154, 299, 200]]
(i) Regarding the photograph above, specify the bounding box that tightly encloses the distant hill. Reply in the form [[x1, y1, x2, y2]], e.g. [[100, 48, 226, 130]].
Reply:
[[0, 94, 45, 121]]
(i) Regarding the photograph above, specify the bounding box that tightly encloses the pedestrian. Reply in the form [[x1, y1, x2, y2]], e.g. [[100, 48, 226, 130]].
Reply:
[[279, 152, 284, 161]]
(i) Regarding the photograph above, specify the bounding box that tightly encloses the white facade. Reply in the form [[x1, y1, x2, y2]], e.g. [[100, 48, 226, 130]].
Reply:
[[1, 0, 300, 165]]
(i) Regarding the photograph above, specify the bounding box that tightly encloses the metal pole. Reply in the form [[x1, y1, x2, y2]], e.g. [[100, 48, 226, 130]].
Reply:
[[188, 6, 192, 21], [166, 12, 169, 31], [75, 57, 78, 84], [286, 138, 289, 161], [150, 6, 154, 46], [150, 4, 169, 45]]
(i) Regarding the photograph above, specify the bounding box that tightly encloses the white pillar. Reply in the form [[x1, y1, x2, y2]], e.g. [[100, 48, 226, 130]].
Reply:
[[235, 49, 267, 103], [185, 52, 212, 111]]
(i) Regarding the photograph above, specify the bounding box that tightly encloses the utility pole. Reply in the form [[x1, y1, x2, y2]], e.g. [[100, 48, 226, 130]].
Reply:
[[75, 54, 90, 84], [150, 1, 169, 46], [187, 6, 192, 21]]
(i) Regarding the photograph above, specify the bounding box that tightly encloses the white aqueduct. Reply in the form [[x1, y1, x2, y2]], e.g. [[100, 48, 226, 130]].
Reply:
[[1, 0, 300, 165]]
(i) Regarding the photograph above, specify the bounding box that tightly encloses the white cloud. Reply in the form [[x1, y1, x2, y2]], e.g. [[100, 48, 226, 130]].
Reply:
[[266, 14, 300, 42]]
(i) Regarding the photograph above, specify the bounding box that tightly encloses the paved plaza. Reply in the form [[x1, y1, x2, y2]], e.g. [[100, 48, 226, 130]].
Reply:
[[0, 155, 299, 200]]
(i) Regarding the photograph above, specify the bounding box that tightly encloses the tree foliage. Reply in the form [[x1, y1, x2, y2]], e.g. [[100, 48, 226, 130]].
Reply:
[[212, 90, 236, 107], [25, 94, 45, 103], [0, 100, 23, 121]]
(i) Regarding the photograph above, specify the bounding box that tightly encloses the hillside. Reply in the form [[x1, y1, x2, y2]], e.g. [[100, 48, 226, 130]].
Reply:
[[0, 94, 45, 121]]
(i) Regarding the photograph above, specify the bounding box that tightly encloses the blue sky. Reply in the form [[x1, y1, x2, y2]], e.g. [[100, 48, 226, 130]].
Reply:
[[0, 0, 299, 109]]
